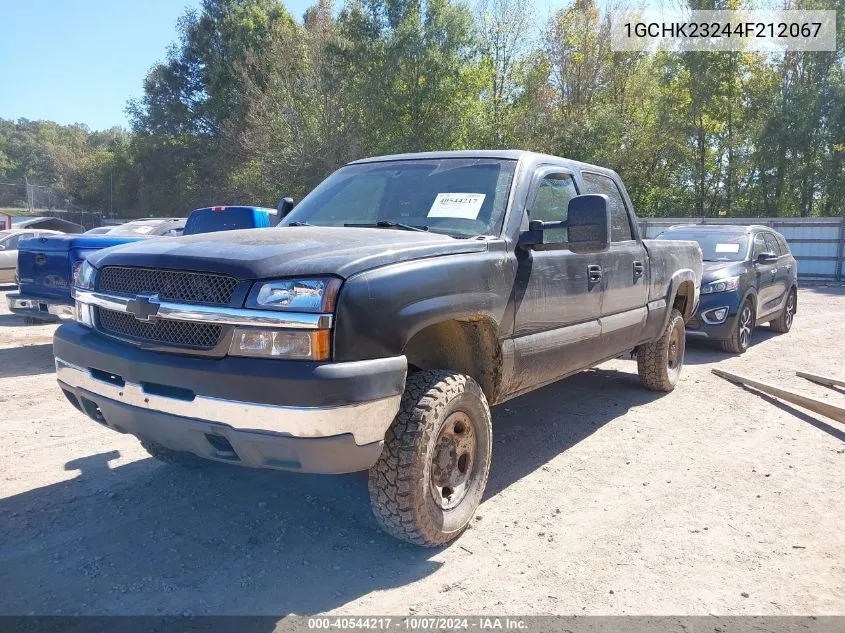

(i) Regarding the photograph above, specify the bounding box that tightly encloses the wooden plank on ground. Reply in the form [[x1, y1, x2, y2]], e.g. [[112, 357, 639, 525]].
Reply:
[[796, 371, 845, 390], [711, 368, 845, 425]]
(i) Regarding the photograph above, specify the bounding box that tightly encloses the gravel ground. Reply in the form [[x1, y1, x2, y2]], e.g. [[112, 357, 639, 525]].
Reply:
[[1, 286, 843, 615]]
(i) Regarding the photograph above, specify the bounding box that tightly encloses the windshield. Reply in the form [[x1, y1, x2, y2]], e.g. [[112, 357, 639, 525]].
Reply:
[[282, 158, 517, 238], [106, 220, 171, 236], [659, 229, 749, 262]]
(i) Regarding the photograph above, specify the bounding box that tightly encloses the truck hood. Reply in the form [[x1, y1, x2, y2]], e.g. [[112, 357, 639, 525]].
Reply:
[[20, 234, 146, 253], [86, 226, 488, 279]]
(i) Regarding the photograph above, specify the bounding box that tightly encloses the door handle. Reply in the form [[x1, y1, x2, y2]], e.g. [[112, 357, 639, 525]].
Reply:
[[587, 265, 602, 283], [633, 260, 645, 277]]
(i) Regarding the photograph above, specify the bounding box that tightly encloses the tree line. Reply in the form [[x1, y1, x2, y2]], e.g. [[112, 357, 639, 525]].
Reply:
[[1, 0, 843, 219]]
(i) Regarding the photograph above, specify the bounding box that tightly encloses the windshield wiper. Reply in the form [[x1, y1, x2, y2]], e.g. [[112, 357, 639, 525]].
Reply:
[[345, 221, 429, 232], [287, 221, 312, 226]]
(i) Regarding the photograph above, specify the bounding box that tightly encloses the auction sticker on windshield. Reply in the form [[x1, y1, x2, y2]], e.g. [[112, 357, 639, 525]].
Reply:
[[428, 193, 485, 220], [715, 243, 741, 253]]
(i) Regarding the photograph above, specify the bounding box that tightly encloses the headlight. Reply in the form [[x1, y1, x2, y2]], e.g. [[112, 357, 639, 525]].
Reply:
[[246, 278, 341, 313], [702, 276, 740, 294], [229, 328, 330, 361], [74, 260, 96, 290]]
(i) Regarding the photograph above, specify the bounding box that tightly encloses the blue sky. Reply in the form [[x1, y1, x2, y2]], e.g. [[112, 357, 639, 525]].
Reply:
[[0, 0, 310, 130], [0, 0, 572, 131]]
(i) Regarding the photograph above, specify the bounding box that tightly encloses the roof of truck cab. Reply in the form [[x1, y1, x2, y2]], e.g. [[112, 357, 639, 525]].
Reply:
[[347, 150, 620, 177]]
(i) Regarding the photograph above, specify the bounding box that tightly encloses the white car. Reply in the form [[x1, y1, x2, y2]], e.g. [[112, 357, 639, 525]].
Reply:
[[0, 229, 62, 284]]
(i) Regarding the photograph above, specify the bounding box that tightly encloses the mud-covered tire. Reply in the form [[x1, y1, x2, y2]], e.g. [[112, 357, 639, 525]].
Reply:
[[368, 369, 492, 547], [637, 308, 686, 392], [140, 439, 214, 468], [769, 288, 796, 334], [719, 299, 754, 354]]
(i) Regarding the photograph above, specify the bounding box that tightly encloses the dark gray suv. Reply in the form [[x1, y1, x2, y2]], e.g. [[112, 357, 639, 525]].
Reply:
[[657, 224, 798, 354]]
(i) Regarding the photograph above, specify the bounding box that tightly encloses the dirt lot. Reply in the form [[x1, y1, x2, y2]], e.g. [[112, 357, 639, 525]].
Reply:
[[1, 286, 843, 616]]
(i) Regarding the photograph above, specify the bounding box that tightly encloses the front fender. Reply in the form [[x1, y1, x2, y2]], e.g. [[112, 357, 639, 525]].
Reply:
[[333, 250, 515, 362]]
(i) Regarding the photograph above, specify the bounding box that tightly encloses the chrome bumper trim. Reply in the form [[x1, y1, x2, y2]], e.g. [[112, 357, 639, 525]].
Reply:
[[56, 358, 399, 445], [73, 289, 333, 329], [8, 296, 75, 319]]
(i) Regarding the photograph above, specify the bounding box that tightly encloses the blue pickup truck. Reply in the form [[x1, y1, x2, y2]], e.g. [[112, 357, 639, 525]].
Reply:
[[8, 206, 275, 322]]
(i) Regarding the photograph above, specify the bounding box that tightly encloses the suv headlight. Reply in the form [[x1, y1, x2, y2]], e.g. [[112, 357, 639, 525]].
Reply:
[[702, 276, 740, 294], [74, 260, 96, 291], [246, 278, 341, 312]]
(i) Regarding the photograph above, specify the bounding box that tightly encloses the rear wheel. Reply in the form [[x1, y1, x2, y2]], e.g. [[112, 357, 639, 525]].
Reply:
[[720, 300, 754, 354], [368, 370, 492, 547], [637, 308, 686, 392], [140, 439, 214, 468], [769, 289, 796, 334]]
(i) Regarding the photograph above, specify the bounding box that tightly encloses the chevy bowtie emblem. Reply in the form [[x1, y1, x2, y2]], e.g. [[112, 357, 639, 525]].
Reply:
[[126, 294, 161, 321]]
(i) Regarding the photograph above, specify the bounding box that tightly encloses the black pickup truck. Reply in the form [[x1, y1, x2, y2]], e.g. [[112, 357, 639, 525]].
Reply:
[[53, 151, 701, 546]]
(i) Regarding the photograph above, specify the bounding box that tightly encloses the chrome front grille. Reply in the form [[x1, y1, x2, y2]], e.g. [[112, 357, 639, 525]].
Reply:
[[97, 266, 238, 305], [97, 307, 223, 349]]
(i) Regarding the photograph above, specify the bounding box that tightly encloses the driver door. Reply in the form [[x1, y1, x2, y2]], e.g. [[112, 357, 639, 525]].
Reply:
[[510, 169, 604, 394]]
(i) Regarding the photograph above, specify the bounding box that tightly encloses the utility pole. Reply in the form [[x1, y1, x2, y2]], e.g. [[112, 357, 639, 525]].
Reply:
[[24, 175, 31, 212]]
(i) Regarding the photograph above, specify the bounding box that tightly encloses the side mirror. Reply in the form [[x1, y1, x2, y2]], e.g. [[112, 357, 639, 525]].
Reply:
[[756, 252, 778, 264], [0, 245, 5, 251], [519, 194, 611, 254], [277, 197, 294, 220]]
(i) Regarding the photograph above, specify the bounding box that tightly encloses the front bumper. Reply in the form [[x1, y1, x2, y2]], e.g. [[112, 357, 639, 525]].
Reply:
[[685, 291, 742, 340], [54, 323, 407, 473], [7, 292, 74, 322]]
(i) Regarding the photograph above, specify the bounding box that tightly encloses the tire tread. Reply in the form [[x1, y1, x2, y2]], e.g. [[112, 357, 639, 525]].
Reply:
[[368, 369, 491, 547], [637, 308, 685, 392]]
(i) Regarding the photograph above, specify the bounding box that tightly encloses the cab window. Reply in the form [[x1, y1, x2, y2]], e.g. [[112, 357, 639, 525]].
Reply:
[[581, 172, 633, 242], [530, 173, 578, 242]]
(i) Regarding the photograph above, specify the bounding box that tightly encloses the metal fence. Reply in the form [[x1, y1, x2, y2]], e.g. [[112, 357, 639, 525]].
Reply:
[[638, 216, 845, 282]]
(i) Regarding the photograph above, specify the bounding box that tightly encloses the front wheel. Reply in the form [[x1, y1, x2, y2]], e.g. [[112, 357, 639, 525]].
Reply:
[[637, 308, 686, 392], [720, 299, 754, 354], [368, 370, 492, 547]]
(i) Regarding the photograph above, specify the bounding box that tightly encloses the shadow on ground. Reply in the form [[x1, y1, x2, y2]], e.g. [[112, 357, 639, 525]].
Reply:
[[750, 390, 845, 443], [683, 327, 780, 365], [0, 343, 55, 378], [0, 365, 662, 615], [0, 313, 45, 327]]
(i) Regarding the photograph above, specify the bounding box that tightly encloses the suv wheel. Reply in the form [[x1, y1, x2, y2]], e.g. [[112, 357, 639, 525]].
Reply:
[[769, 289, 796, 334], [637, 308, 686, 392], [720, 300, 754, 354], [368, 369, 492, 547]]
